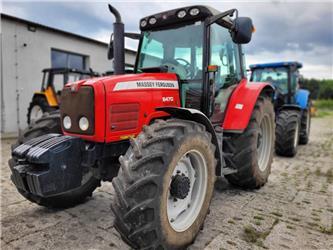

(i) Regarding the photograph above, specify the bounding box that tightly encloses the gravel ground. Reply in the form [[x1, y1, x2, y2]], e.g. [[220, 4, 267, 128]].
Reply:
[[1, 116, 333, 250]]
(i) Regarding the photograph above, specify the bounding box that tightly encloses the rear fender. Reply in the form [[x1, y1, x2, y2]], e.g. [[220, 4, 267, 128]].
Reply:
[[295, 89, 310, 109], [223, 79, 274, 132], [156, 107, 223, 175]]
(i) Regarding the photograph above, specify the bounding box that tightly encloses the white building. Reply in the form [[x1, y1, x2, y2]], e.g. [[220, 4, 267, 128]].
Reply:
[[0, 14, 136, 136]]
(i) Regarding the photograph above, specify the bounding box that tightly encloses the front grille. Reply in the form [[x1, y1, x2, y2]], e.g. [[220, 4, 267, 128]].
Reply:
[[60, 86, 95, 135]]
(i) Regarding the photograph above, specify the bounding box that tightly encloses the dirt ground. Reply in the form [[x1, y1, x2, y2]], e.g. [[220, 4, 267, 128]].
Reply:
[[1, 116, 333, 250]]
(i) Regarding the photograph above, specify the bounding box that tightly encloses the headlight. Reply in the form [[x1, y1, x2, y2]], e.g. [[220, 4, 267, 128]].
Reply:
[[63, 116, 72, 129], [79, 116, 89, 131], [190, 8, 200, 16], [149, 17, 157, 25], [177, 10, 186, 18], [140, 19, 147, 27]]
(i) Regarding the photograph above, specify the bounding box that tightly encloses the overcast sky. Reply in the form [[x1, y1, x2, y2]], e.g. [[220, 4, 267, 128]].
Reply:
[[2, 0, 333, 79]]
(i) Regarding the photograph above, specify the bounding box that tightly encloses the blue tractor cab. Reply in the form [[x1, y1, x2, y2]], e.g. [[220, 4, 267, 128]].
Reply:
[[250, 61, 311, 156]]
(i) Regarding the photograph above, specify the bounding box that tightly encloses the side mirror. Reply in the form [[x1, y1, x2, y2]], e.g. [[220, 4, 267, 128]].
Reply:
[[107, 33, 114, 60], [231, 17, 253, 44]]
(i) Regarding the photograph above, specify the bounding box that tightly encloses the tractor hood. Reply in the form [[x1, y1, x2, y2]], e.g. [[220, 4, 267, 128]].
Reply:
[[60, 73, 180, 143]]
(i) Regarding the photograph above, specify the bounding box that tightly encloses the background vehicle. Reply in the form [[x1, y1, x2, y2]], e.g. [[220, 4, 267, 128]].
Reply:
[[10, 5, 275, 249], [27, 67, 99, 124], [250, 62, 311, 156]]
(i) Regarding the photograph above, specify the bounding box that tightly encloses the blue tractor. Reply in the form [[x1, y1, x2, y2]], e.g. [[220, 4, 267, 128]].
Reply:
[[250, 62, 311, 156]]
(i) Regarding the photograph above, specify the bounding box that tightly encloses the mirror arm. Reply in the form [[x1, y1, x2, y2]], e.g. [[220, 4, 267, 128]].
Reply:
[[207, 9, 237, 27]]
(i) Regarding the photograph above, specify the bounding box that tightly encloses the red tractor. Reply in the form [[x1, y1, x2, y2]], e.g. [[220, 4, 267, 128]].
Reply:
[[9, 5, 275, 249]]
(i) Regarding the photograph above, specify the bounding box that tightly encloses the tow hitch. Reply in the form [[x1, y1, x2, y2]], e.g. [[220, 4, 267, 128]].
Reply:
[[9, 134, 86, 197]]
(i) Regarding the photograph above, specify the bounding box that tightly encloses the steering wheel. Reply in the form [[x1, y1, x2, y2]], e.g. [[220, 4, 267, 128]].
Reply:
[[175, 58, 193, 78], [162, 59, 188, 79]]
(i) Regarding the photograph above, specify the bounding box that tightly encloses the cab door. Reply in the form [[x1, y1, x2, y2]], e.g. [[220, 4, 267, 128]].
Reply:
[[208, 23, 243, 125]]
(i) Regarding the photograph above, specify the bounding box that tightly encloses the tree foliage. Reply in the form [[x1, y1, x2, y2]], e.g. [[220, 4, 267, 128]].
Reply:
[[300, 79, 333, 99]]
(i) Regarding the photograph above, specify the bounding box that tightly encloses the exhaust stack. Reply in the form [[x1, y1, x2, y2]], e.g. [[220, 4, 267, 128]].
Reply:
[[108, 4, 125, 75]]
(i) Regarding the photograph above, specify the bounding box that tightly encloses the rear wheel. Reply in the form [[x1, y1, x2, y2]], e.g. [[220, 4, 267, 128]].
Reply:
[[275, 109, 301, 157], [11, 111, 100, 208], [223, 96, 275, 188], [27, 96, 56, 124], [111, 119, 216, 249], [299, 107, 311, 145]]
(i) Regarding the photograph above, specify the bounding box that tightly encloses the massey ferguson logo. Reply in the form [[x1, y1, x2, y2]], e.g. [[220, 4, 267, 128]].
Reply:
[[114, 80, 179, 91]]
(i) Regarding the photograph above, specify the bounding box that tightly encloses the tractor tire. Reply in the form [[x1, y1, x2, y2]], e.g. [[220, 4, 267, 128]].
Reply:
[[11, 111, 101, 208], [275, 109, 301, 157], [27, 96, 56, 124], [111, 119, 216, 249], [299, 107, 311, 145], [223, 96, 275, 189]]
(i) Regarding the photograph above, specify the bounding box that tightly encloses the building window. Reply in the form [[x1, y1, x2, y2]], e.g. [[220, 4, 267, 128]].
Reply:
[[51, 49, 86, 70]]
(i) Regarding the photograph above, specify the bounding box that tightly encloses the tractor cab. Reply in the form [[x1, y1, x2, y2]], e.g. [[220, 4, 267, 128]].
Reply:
[[109, 5, 253, 125], [27, 67, 99, 124], [249, 62, 303, 108]]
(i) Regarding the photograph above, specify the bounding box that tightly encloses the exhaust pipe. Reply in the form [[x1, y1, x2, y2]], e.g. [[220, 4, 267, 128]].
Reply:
[[108, 4, 125, 75]]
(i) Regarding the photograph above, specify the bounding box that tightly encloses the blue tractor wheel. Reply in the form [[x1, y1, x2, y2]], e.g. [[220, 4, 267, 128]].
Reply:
[[275, 109, 301, 157]]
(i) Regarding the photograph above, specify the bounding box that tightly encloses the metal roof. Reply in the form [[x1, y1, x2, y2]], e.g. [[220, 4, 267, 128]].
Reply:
[[249, 61, 302, 70], [1, 13, 136, 55]]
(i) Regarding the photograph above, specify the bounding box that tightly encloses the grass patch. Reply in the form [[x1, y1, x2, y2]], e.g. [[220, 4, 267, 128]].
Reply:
[[243, 219, 279, 247], [311, 217, 321, 222], [290, 217, 301, 222], [227, 220, 235, 225], [319, 224, 333, 235], [254, 220, 262, 226], [286, 225, 295, 230], [326, 169, 333, 184], [315, 167, 321, 176], [271, 211, 283, 217], [253, 215, 265, 221], [243, 225, 270, 243], [314, 99, 333, 110], [307, 222, 319, 228]]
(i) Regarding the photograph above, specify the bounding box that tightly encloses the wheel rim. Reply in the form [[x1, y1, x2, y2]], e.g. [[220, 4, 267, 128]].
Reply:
[[167, 150, 207, 232], [257, 114, 273, 171], [294, 122, 299, 148], [30, 105, 43, 123]]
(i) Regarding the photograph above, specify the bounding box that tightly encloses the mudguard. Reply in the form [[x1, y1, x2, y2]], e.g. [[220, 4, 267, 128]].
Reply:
[[295, 89, 310, 109], [156, 107, 223, 175], [223, 79, 274, 132]]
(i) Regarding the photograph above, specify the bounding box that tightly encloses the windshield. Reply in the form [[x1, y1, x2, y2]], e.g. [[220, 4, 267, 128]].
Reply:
[[252, 67, 289, 94], [137, 22, 204, 80]]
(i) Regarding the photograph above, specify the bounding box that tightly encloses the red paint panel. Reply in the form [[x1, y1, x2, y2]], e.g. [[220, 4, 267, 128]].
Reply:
[[222, 78, 273, 131], [110, 103, 140, 131], [63, 73, 181, 143], [104, 73, 181, 142]]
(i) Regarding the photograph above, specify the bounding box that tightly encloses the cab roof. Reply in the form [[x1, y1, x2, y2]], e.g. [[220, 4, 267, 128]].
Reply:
[[249, 61, 303, 70], [140, 5, 231, 31]]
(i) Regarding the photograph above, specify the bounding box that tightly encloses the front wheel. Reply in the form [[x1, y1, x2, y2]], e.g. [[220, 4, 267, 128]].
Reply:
[[275, 109, 301, 157], [223, 96, 275, 188], [111, 119, 216, 249]]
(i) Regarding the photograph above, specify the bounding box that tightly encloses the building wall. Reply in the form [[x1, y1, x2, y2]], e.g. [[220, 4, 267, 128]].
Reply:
[[1, 17, 136, 135]]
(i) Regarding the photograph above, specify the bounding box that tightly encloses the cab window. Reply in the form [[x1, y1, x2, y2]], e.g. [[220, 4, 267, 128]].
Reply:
[[210, 23, 242, 90]]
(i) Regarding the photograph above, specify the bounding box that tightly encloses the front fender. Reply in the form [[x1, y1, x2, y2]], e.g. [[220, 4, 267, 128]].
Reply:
[[223, 79, 274, 132], [295, 89, 310, 109], [156, 107, 222, 175]]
